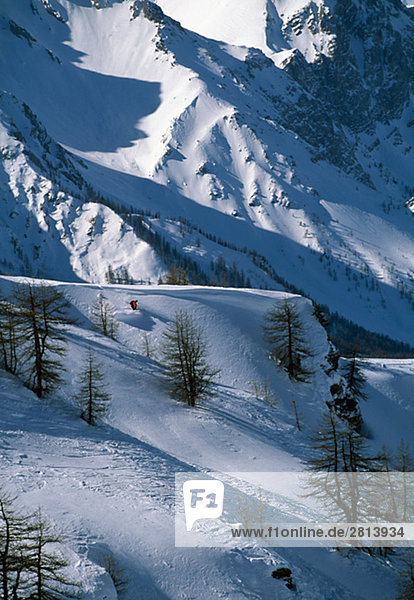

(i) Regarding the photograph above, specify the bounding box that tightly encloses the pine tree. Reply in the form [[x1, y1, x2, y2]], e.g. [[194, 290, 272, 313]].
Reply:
[[325, 342, 340, 373], [376, 445, 399, 521], [377, 444, 394, 472], [165, 265, 188, 285], [91, 295, 118, 340], [393, 439, 414, 522], [263, 299, 313, 382], [308, 408, 342, 472], [160, 309, 219, 406], [105, 264, 116, 284], [340, 425, 371, 473], [306, 409, 352, 520], [312, 302, 329, 329], [329, 381, 363, 432], [0, 492, 79, 600], [26, 509, 78, 600], [342, 353, 367, 401], [13, 282, 75, 398], [394, 439, 414, 472], [0, 490, 30, 600], [396, 550, 414, 600], [98, 550, 129, 598], [76, 348, 111, 425], [307, 409, 372, 522], [0, 299, 21, 375], [309, 409, 370, 473], [120, 266, 134, 285]]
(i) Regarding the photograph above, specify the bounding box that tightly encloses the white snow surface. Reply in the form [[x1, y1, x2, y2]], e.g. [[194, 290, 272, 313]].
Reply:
[[0, 276, 412, 599]]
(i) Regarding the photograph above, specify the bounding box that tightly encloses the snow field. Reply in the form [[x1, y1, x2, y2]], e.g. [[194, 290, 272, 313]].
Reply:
[[0, 276, 412, 598]]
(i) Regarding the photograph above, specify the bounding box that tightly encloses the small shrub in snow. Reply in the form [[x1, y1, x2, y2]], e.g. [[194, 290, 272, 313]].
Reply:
[[97, 549, 129, 598], [251, 379, 278, 407], [91, 295, 119, 340]]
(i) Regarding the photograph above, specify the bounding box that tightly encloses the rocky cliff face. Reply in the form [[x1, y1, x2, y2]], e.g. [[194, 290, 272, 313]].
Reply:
[[249, 0, 414, 182], [280, 0, 414, 131]]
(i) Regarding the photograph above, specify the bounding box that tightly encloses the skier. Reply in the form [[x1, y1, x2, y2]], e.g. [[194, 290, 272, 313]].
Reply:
[[130, 300, 138, 311]]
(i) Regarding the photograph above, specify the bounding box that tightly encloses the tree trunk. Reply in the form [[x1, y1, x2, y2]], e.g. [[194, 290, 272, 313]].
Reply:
[[287, 313, 293, 379]]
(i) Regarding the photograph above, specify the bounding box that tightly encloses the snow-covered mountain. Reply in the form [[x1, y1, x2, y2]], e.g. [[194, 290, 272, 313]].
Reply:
[[2, 3, 414, 599], [1, 0, 414, 345]]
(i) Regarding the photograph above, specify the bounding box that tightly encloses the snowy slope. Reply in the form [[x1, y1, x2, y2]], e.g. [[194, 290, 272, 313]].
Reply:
[[0, 92, 164, 283], [0, 276, 412, 599], [0, 0, 414, 345]]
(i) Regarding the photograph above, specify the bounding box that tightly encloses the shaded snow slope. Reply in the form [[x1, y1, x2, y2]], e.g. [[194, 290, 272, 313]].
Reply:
[[0, 93, 163, 283]]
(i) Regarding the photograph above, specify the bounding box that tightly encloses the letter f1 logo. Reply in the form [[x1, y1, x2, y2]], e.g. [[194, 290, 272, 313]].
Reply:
[[183, 480, 224, 531]]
